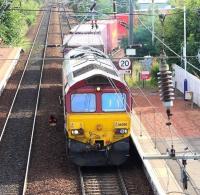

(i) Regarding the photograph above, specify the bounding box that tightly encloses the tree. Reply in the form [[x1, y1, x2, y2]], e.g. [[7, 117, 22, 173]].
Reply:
[[169, 0, 184, 7], [116, 0, 128, 13], [0, 0, 41, 45], [162, 0, 200, 73]]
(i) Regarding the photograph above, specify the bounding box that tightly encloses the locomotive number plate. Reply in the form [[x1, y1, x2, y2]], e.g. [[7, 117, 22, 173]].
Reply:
[[114, 121, 128, 128], [70, 122, 83, 129]]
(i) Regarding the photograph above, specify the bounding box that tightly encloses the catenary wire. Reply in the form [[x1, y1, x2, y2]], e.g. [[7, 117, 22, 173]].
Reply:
[[138, 17, 200, 73], [6, 7, 187, 16]]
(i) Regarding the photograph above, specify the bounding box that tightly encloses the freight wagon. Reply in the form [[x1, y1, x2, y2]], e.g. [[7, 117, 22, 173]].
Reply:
[[63, 20, 118, 54]]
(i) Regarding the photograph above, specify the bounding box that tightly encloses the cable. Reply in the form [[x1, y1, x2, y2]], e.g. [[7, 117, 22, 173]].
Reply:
[[71, 48, 133, 119], [138, 17, 200, 73], [1, 55, 200, 60], [63, 14, 90, 47], [134, 85, 194, 153], [6, 8, 187, 16], [75, 49, 195, 189], [131, 79, 200, 192], [133, 82, 200, 172], [65, 4, 200, 189], [1, 55, 200, 61], [100, 62, 179, 189], [63, 1, 100, 47]]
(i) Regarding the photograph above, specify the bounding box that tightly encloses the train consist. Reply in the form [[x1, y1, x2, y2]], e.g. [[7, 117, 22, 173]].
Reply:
[[63, 19, 131, 166]]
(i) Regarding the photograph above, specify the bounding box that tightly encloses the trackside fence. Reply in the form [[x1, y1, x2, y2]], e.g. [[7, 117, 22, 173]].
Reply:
[[173, 64, 200, 106]]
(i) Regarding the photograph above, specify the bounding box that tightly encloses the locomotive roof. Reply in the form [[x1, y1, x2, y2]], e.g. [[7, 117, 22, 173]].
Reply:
[[63, 47, 125, 89], [63, 34, 104, 47]]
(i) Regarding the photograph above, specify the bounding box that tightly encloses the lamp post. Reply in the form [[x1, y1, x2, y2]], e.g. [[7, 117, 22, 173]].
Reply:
[[159, 13, 166, 53], [152, 0, 155, 44], [183, 6, 188, 99], [183, 6, 187, 78], [126, 0, 137, 56], [128, 0, 134, 47], [113, 0, 117, 19]]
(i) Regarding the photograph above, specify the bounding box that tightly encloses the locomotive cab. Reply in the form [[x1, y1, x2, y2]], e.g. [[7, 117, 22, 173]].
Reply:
[[63, 47, 131, 166]]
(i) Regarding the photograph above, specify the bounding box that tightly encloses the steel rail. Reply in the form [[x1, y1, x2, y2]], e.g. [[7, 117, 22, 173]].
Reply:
[[22, 7, 52, 195], [78, 167, 86, 195], [63, 6, 71, 30], [58, 3, 66, 124], [0, 12, 45, 142], [59, 5, 64, 42], [117, 168, 129, 195], [79, 167, 129, 195]]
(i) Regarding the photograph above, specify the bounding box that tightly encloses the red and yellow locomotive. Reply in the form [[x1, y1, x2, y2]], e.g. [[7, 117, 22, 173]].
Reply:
[[63, 47, 131, 166]]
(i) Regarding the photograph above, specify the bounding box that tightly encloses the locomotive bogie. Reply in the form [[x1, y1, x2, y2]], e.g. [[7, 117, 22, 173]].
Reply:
[[66, 137, 129, 166]]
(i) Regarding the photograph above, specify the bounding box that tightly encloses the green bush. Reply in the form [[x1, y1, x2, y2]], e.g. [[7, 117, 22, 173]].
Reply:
[[22, 1, 40, 26], [150, 63, 159, 86], [1, 10, 27, 45], [0, 0, 41, 45]]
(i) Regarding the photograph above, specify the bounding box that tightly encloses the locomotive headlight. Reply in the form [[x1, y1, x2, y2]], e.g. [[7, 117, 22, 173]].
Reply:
[[120, 129, 128, 134], [71, 129, 84, 135], [115, 129, 128, 134], [96, 86, 101, 91], [71, 130, 79, 135]]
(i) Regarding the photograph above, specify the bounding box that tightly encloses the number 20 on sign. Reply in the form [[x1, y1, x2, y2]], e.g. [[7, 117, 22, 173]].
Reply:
[[119, 58, 131, 70]]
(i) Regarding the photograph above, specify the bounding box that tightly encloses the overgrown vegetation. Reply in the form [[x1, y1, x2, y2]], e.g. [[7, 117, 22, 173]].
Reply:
[[150, 63, 159, 86], [125, 60, 160, 89], [125, 61, 142, 88], [0, 0, 41, 46]]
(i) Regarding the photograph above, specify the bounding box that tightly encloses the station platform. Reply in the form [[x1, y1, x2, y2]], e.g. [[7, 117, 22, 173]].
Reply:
[[131, 88, 200, 195], [0, 47, 21, 95]]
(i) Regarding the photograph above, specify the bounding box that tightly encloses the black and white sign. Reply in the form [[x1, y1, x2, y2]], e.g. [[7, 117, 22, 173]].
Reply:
[[119, 58, 131, 70], [125, 48, 136, 56], [119, 69, 131, 75]]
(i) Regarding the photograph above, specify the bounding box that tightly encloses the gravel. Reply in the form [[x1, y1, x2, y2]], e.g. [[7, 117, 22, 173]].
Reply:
[[0, 8, 51, 195], [25, 6, 80, 195]]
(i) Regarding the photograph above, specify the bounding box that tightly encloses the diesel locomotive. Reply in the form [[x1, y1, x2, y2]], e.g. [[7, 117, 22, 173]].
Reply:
[[63, 46, 131, 166]]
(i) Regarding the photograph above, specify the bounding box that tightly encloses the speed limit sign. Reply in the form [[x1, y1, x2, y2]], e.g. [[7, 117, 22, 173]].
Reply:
[[119, 58, 131, 70]]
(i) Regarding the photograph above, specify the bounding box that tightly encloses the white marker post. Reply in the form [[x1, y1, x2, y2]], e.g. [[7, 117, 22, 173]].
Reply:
[[118, 58, 132, 80], [119, 58, 131, 70]]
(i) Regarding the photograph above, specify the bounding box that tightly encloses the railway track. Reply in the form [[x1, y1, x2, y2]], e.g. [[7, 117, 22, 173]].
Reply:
[[60, 5, 78, 37], [79, 166, 128, 195], [0, 2, 154, 195], [79, 150, 154, 195], [24, 4, 153, 195], [0, 3, 51, 195], [0, 14, 43, 134], [120, 149, 154, 195], [24, 3, 80, 195]]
